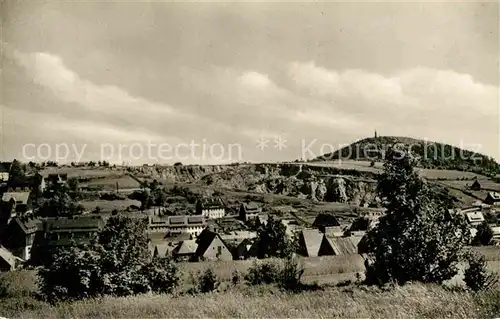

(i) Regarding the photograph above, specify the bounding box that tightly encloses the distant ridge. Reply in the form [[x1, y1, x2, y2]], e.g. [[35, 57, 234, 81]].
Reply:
[[312, 136, 500, 175]]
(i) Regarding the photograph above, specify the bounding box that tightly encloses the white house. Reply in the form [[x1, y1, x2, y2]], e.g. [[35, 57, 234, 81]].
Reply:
[[196, 198, 226, 219]]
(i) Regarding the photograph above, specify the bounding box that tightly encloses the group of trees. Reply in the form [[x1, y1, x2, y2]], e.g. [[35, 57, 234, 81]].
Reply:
[[129, 180, 168, 209], [36, 180, 84, 217], [38, 216, 179, 301], [254, 215, 298, 259], [361, 147, 496, 290]]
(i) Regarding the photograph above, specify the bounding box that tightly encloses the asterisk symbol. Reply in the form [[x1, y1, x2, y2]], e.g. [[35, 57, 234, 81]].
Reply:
[[274, 135, 287, 151], [256, 136, 269, 151]]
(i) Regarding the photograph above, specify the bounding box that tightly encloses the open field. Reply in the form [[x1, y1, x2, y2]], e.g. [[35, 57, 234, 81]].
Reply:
[[440, 180, 500, 192], [180, 254, 365, 285], [418, 168, 484, 180], [80, 176, 141, 191], [40, 167, 123, 179], [2, 247, 498, 297], [300, 160, 383, 174], [3, 247, 500, 318], [80, 199, 141, 212], [0, 283, 495, 319], [297, 161, 486, 180]]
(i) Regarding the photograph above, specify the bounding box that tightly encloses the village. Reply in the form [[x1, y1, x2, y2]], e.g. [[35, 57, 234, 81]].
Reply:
[[1, 159, 500, 272]]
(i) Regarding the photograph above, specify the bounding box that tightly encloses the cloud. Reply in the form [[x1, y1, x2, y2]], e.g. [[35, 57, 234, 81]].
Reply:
[[286, 61, 499, 159], [4, 45, 499, 163], [13, 50, 177, 116]]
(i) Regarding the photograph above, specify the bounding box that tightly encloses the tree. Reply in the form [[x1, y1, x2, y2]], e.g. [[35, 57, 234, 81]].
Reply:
[[350, 217, 371, 231], [473, 221, 493, 246], [196, 268, 220, 293], [38, 184, 80, 217], [484, 212, 498, 225], [38, 245, 103, 301], [464, 251, 498, 292], [67, 178, 80, 195], [8, 159, 26, 186], [38, 216, 179, 302], [361, 147, 469, 286], [129, 189, 154, 209], [255, 216, 296, 259]]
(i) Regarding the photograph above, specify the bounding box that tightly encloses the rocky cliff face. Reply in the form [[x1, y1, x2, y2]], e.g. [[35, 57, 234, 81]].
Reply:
[[134, 163, 380, 206]]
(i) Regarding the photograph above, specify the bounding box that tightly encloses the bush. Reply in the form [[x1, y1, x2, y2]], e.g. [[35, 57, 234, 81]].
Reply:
[[196, 268, 220, 293], [244, 260, 281, 285], [0, 278, 8, 298], [244, 258, 304, 291], [231, 269, 241, 286], [473, 221, 493, 246], [38, 216, 180, 302], [143, 257, 180, 294], [278, 257, 304, 291], [464, 251, 498, 292]]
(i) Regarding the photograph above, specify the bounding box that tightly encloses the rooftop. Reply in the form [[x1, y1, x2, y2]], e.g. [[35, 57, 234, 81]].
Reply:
[[301, 228, 324, 257], [198, 197, 225, 209], [241, 202, 262, 213], [149, 215, 206, 227], [2, 192, 30, 204], [465, 211, 485, 223], [45, 216, 105, 233], [312, 213, 341, 228], [488, 192, 500, 201], [174, 239, 199, 255]]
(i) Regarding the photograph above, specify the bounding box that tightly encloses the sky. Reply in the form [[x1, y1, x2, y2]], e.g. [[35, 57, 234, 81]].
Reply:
[[1, 1, 499, 164]]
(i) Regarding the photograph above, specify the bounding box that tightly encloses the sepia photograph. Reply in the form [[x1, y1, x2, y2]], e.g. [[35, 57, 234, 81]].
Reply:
[[0, 0, 499, 318]]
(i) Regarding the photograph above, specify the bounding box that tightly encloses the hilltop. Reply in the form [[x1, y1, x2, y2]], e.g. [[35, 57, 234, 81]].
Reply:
[[312, 136, 500, 175]]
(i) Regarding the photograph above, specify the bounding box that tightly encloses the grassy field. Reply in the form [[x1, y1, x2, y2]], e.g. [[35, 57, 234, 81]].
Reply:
[[40, 167, 122, 179], [298, 160, 486, 180], [1, 283, 496, 318], [417, 168, 483, 180], [80, 176, 141, 191], [301, 160, 383, 173], [80, 199, 141, 212], [180, 255, 365, 285], [3, 249, 500, 318]]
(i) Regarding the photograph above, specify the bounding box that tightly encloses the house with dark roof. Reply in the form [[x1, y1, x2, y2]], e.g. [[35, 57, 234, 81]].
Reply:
[[324, 234, 360, 255], [232, 238, 257, 260], [220, 231, 258, 260], [312, 213, 340, 232], [196, 198, 226, 219], [152, 241, 177, 259], [298, 228, 363, 257], [172, 239, 199, 261], [471, 180, 481, 191], [39, 173, 68, 193], [485, 192, 500, 205], [239, 202, 262, 222], [194, 229, 233, 261], [43, 216, 105, 248], [1, 192, 32, 217], [1, 217, 42, 260]]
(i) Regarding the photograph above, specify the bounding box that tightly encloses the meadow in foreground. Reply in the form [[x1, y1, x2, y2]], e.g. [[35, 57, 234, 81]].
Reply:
[[1, 282, 498, 319]]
